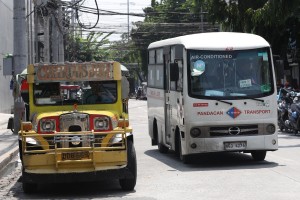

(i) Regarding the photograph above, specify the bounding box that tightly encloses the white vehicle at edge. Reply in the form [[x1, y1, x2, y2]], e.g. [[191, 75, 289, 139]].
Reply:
[[147, 32, 278, 163]]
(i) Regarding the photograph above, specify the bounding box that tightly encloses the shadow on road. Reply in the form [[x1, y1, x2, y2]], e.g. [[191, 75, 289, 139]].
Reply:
[[144, 149, 279, 172], [9, 178, 141, 199]]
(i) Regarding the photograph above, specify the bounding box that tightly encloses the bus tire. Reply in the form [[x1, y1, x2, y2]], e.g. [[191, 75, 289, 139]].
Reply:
[[22, 182, 38, 194], [119, 140, 137, 191], [175, 129, 180, 157], [158, 142, 168, 153], [179, 137, 190, 164], [152, 120, 158, 146], [251, 150, 266, 161]]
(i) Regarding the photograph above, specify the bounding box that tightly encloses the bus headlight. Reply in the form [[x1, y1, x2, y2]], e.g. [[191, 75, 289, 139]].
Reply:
[[190, 128, 201, 138], [266, 124, 276, 134]]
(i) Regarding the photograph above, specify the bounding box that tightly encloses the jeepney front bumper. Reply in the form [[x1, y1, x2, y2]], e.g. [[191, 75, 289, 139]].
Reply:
[[20, 129, 131, 175]]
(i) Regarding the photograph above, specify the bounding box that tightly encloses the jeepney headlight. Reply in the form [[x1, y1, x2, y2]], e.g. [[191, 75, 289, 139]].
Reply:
[[108, 133, 123, 146], [94, 116, 110, 131], [266, 124, 276, 134], [26, 137, 38, 145], [24, 137, 43, 151], [190, 128, 201, 138], [40, 119, 56, 132]]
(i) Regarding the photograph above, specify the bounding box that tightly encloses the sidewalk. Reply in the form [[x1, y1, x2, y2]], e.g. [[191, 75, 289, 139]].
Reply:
[[0, 113, 19, 178]]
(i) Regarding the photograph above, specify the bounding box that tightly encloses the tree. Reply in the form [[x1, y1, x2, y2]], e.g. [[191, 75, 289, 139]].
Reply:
[[131, 0, 217, 74], [204, 0, 300, 64], [64, 31, 112, 62]]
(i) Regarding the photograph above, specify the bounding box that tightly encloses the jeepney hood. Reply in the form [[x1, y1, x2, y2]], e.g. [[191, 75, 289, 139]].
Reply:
[[34, 110, 119, 120]]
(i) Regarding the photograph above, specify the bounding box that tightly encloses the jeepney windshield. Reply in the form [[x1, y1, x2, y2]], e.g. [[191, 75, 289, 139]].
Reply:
[[188, 48, 274, 100], [33, 81, 117, 105]]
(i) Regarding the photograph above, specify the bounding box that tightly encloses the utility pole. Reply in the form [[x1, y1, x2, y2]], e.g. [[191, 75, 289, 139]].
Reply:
[[127, 0, 129, 41], [200, 6, 204, 32], [58, 6, 64, 63], [44, 15, 50, 63], [13, 0, 28, 134]]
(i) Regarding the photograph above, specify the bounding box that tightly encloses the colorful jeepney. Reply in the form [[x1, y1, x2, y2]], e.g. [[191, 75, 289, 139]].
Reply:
[[19, 61, 136, 193]]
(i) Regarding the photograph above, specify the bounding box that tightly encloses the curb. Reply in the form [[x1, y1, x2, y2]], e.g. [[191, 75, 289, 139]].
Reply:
[[0, 145, 19, 178]]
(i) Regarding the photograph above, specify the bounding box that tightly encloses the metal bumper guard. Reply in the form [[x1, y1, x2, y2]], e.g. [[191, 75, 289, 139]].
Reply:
[[21, 129, 130, 174]]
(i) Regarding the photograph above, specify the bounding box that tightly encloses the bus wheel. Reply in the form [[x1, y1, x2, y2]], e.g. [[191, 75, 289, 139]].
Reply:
[[158, 142, 168, 153], [251, 150, 266, 161], [22, 182, 38, 194], [119, 140, 137, 191], [179, 138, 190, 164]]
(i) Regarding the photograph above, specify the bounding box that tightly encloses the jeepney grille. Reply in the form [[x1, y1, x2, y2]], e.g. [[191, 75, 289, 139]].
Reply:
[[209, 125, 258, 137], [60, 113, 89, 132]]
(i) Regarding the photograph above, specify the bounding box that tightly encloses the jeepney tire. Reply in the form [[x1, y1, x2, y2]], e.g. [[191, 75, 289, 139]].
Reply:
[[251, 150, 267, 161], [119, 140, 137, 191], [22, 182, 38, 194], [18, 140, 23, 162]]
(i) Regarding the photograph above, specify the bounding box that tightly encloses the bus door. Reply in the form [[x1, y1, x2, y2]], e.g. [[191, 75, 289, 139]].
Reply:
[[164, 53, 172, 146]]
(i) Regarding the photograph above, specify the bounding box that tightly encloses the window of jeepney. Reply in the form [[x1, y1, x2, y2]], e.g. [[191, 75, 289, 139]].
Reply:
[[33, 81, 117, 105]]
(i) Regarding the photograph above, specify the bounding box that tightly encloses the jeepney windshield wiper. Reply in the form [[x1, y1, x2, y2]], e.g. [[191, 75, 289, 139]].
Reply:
[[215, 99, 232, 106]]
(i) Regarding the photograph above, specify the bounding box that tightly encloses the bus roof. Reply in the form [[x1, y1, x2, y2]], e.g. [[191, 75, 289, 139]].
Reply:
[[148, 32, 270, 50]]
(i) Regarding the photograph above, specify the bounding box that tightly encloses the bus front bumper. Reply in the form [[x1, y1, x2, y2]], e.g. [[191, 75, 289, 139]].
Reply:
[[184, 134, 278, 155]]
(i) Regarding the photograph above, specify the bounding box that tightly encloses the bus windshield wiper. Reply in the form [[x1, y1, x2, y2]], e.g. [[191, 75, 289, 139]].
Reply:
[[215, 99, 233, 105], [248, 98, 264, 103]]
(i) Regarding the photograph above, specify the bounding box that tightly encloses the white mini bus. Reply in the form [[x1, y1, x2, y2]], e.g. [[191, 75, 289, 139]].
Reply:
[[147, 32, 278, 163]]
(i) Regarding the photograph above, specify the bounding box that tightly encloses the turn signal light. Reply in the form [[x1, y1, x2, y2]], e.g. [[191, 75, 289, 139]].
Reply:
[[118, 119, 129, 127], [22, 122, 33, 131]]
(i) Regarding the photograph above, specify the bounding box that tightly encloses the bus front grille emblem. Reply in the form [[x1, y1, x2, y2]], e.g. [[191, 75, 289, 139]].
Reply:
[[228, 127, 241, 135]]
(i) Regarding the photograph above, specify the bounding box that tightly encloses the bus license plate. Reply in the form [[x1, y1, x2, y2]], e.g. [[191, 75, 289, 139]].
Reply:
[[62, 151, 90, 160], [224, 141, 247, 150]]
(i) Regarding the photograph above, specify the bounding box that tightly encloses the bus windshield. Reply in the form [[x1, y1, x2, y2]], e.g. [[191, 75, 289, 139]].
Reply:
[[33, 81, 117, 105], [188, 48, 274, 100]]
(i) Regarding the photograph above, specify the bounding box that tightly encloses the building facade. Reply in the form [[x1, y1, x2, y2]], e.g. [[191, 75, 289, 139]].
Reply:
[[0, 0, 14, 113]]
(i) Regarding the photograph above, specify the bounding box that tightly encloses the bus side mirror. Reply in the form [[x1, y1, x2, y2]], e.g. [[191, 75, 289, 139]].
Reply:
[[170, 63, 179, 82]]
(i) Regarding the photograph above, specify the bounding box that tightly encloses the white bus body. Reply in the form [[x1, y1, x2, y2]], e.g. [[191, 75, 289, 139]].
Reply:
[[147, 32, 278, 163]]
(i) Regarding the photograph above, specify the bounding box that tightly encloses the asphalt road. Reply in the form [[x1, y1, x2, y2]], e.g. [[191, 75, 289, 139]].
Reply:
[[1, 99, 300, 199]]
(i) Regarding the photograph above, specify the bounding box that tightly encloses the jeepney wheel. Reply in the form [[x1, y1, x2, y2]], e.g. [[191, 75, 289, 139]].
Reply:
[[22, 182, 38, 194], [18, 140, 23, 163], [119, 140, 137, 191], [251, 150, 266, 161]]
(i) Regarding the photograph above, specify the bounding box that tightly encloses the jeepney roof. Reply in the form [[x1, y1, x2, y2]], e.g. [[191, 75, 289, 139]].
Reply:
[[26, 61, 122, 83]]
